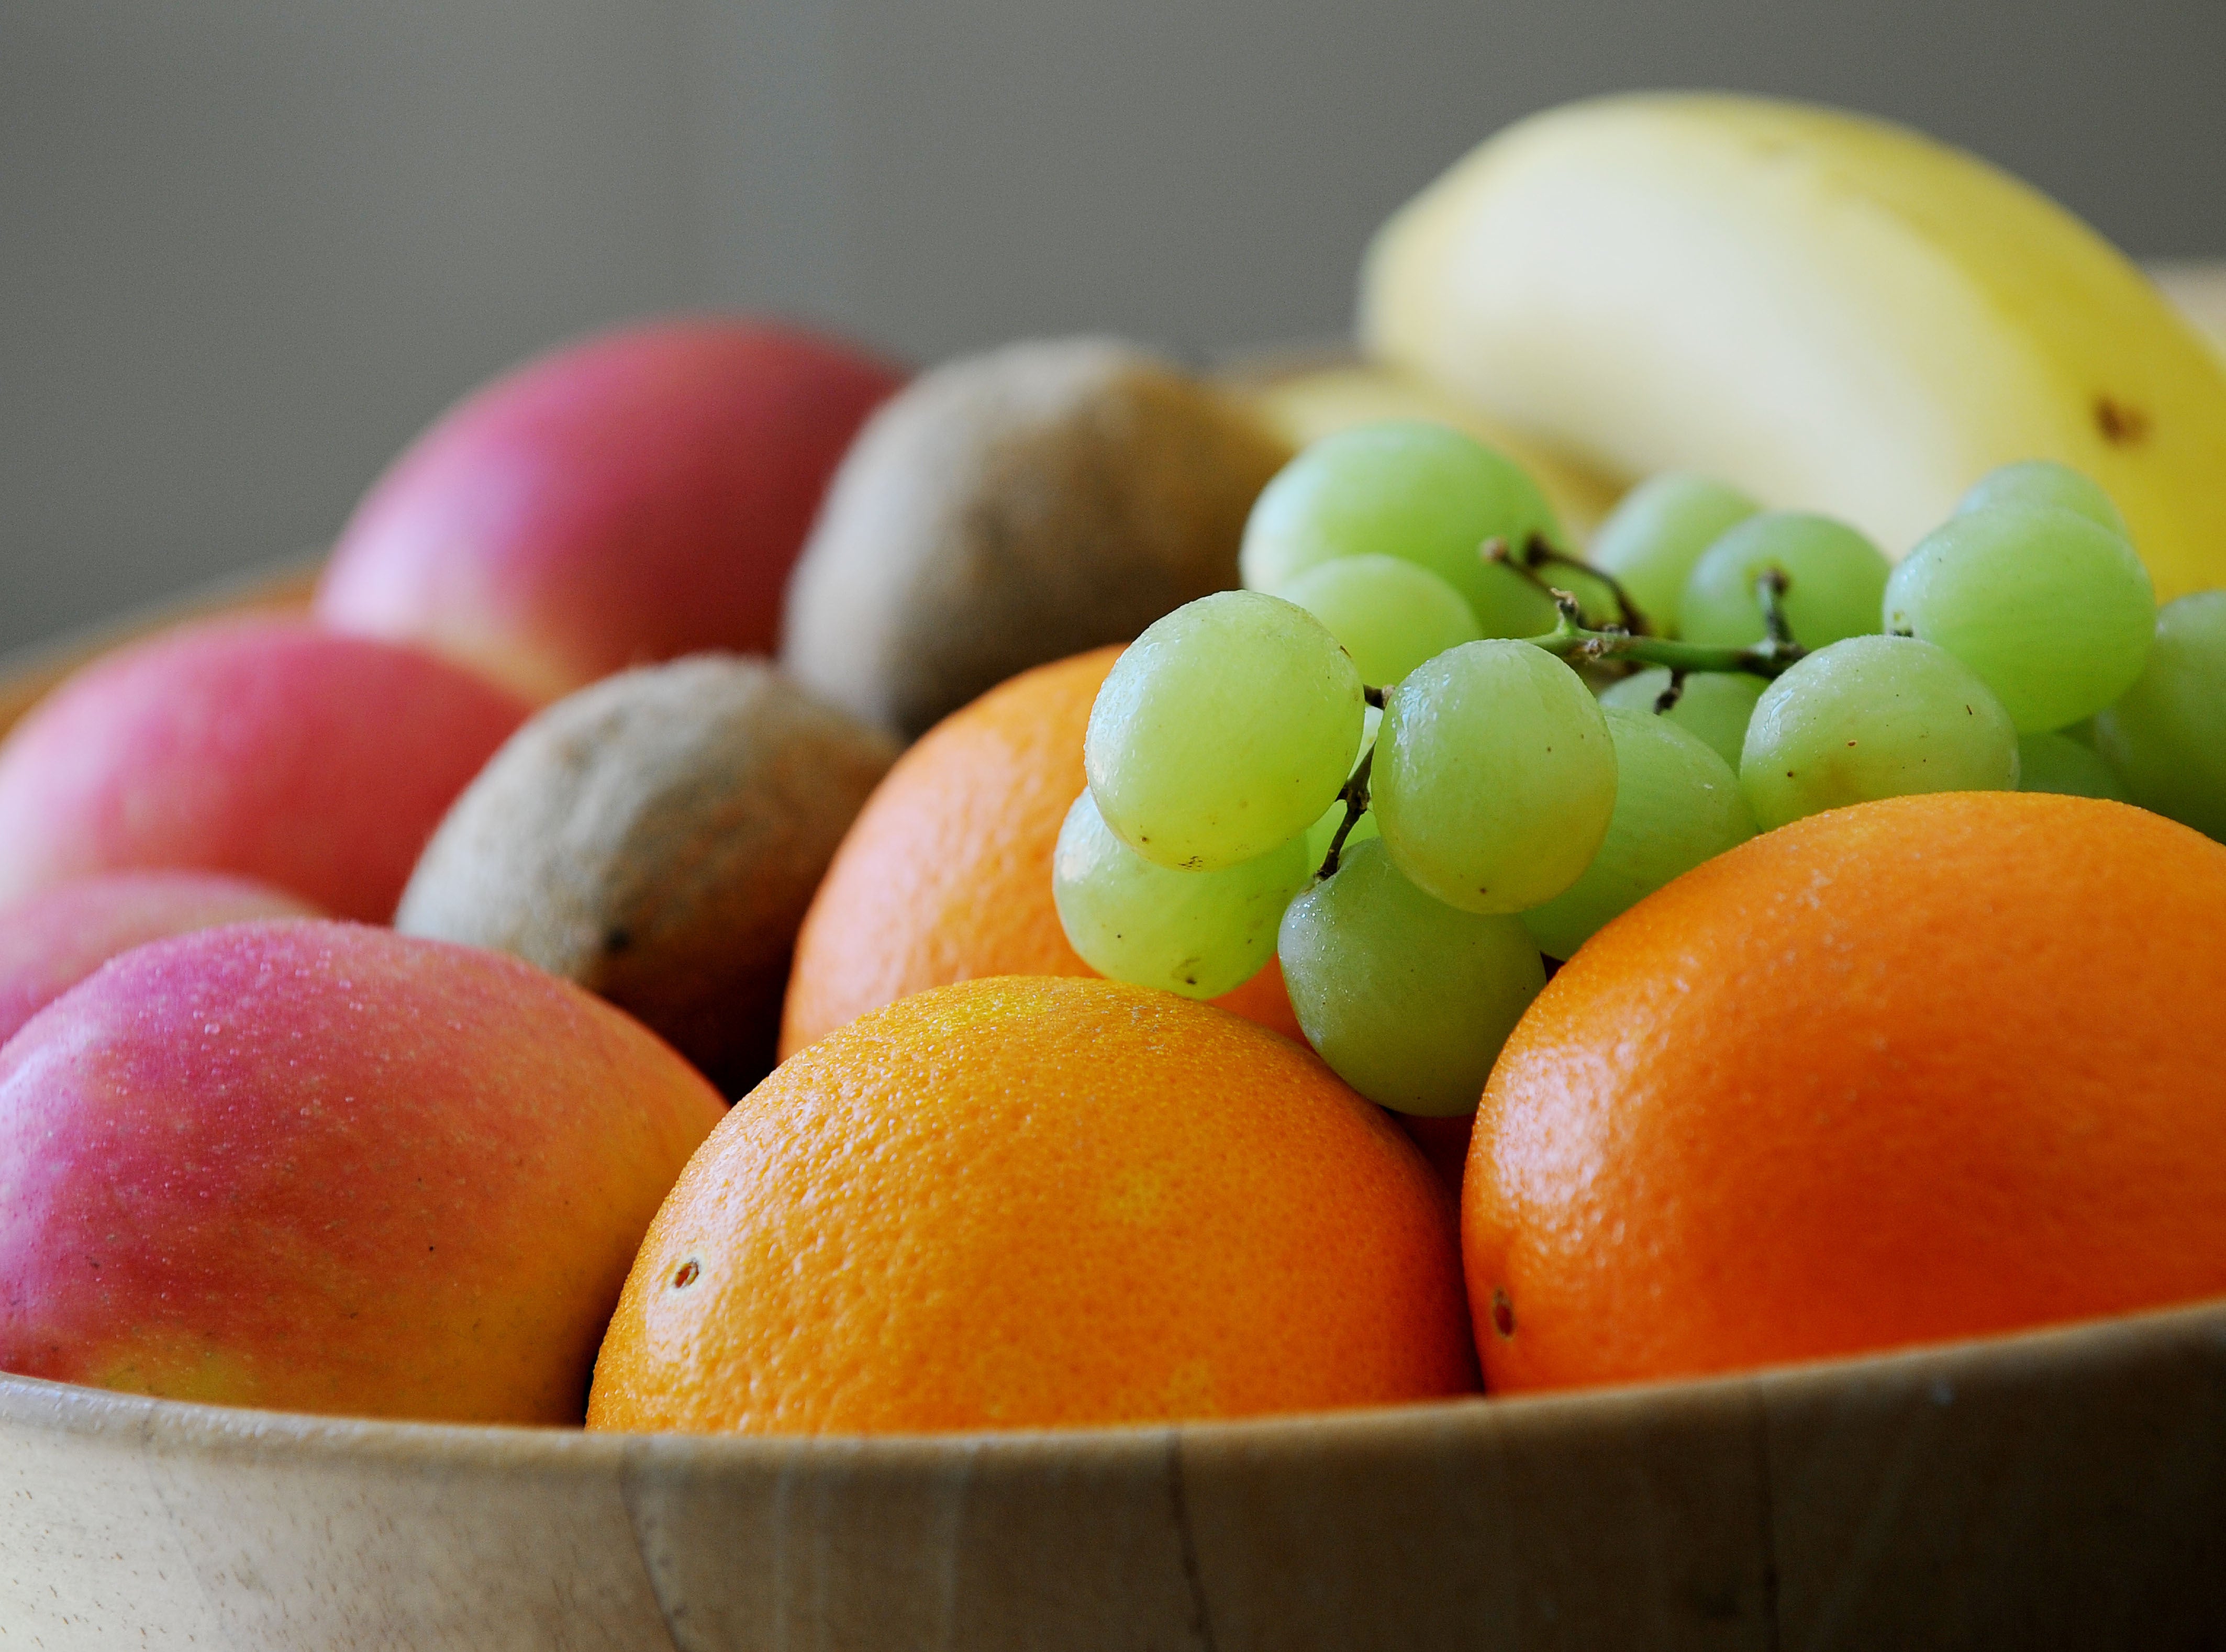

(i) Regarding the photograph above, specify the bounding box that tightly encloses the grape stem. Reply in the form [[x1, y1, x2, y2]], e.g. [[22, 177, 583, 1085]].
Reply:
[[1316, 746, 1374, 880], [1518, 588, 1806, 678], [1317, 567, 1799, 880], [1484, 535, 1657, 636], [1755, 567, 1797, 650]]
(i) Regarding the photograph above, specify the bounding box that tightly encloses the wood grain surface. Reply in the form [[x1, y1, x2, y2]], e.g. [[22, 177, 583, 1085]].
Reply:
[[5, 1294, 2224, 1649]]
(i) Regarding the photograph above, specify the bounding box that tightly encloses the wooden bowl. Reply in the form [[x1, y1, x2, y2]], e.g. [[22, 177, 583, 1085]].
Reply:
[[5, 1296, 2224, 1649], [2, 553, 2222, 1649]]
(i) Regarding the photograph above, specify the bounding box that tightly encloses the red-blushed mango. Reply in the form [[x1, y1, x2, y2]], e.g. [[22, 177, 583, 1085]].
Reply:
[[0, 870, 319, 1048], [0, 619, 528, 922], [316, 318, 905, 704], [0, 920, 726, 1423]]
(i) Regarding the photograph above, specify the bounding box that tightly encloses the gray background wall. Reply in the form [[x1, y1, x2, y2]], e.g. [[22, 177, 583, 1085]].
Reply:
[[5, 1, 2224, 655]]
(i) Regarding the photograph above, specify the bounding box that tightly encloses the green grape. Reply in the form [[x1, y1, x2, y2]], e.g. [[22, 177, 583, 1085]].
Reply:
[[1597, 668, 1767, 771], [1273, 554, 1483, 686], [1238, 420, 1564, 638], [1053, 792, 1311, 999], [1086, 591, 1362, 870], [1277, 839, 1545, 1115], [1883, 502, 2155, 733], [1522, 709, 1756, 960], [2017, 731, 2128, 801], [1739, 635, 2019, 830], [1587, 473, 1761, 636], [1958, 459, 2129, 540], [2093, 590, 2226, 840], [1680, 512, 1890, 650], [1373, 641, 1617, 913]]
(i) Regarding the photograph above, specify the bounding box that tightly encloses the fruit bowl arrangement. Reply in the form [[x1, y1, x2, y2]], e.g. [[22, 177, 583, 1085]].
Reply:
[[5, 95, 2226, 1649]]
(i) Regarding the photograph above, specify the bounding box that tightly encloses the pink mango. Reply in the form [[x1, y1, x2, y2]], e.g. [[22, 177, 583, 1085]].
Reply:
[[0, 618, 528, 922], [315, 318, 905, 703], [0, 920, 726, 1423], [0, 870, 319, 1048]]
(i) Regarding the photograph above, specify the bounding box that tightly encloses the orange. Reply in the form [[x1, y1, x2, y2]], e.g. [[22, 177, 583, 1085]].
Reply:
[[778, 646, 1303, 1056], [1466, 791, 2226, 1393], [589, 976, 1475, 1433]]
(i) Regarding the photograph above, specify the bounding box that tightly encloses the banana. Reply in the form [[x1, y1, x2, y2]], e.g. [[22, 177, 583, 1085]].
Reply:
[[2154, 264, 2226, 361], [1230, 357, 1624, 542], [1361, 95, 2226, 601]]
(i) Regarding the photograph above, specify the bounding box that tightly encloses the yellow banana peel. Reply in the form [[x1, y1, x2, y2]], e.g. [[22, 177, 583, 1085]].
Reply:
[[1362, 95, 2226, 601]]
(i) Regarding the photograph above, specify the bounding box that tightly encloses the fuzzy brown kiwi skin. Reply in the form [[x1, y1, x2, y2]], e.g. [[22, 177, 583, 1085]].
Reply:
[[781, 337, 1294, 741], [394, 655, 897, 1096]]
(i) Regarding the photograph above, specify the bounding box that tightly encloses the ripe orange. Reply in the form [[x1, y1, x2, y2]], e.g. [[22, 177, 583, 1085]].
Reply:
[[1466, 791, 2226, 1393], [778, 646, 1303, 1056], [589, 976, 1475, 1433]]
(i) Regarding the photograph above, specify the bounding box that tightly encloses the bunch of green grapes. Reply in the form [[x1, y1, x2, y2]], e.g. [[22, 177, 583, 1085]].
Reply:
[[1063, 425, 1757, 1117], [1602, 459, 2222, 835], [1059, 429, 2226, 1124]]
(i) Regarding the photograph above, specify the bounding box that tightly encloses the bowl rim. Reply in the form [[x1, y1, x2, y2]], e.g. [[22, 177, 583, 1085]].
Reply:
[[8, 1290, 2224, 1470]]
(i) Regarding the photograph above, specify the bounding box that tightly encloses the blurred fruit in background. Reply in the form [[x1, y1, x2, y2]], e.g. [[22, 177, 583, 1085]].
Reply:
[[0, 619, 527, 922], [782, 338, 1290, 739], [0, 870, 318, 1046], [1363, 95, 2226, 601], [316, 319, 905, 705], [1236, 359, 1620, 542], [2154, 264, 2226, 359]]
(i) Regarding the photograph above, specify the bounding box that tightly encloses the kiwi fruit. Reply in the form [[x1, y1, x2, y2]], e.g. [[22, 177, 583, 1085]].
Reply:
[[394, 655, 896, 1094], [782, 336, 1292, 739]]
